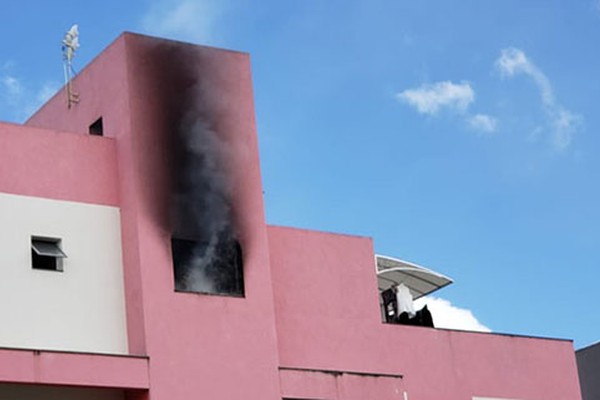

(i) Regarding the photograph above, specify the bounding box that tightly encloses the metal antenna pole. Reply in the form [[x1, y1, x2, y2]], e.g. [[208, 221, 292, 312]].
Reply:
[[62, 24, 80, 109]]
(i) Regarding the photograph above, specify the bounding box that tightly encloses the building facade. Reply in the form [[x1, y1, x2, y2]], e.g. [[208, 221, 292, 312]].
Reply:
[[577, 342, 600, 400], [0, 33, 583, 400]]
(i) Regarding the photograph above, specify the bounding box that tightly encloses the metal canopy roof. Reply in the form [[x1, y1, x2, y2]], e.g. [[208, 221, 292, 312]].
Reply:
[[376, 255, 453, 300]]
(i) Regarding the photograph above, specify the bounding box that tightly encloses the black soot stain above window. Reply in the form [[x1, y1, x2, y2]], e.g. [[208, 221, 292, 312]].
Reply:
[[150, 43, 245, 297]]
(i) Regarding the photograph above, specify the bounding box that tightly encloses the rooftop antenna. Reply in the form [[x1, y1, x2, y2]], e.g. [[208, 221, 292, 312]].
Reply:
[[62, 24, 80, 108]]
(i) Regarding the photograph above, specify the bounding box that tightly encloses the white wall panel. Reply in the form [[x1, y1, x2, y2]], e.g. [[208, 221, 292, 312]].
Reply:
[[0, 192, 128, 354]]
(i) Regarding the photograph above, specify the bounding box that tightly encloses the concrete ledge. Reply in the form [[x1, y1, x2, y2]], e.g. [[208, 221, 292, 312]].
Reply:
[[0, 348, 149, 389], [279, 367, 403, 400]]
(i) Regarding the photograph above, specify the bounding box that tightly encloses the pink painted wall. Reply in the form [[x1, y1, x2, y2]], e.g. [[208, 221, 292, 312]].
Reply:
[[279, 368, 404, 400], [0, 122, 118, 206], [121, 34, 281, 400], [0, 348, 148, 389], [268, 225, 582, 400], [28, 33, 282, 400]]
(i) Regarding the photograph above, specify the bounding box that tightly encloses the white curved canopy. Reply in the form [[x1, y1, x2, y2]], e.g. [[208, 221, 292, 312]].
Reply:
[[376, 255, 453, 300]]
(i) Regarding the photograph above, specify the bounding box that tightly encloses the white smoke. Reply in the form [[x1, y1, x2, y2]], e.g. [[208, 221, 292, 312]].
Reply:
[[164, 52, 243, 295], [172, 110, 239, 293], [414, 296, 491, 333], [183, 242, 218, 293]]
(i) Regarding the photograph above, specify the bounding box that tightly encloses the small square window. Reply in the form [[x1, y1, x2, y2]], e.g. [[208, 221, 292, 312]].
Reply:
[[31, 237, 67, 272], [89, 117, 103, 136]]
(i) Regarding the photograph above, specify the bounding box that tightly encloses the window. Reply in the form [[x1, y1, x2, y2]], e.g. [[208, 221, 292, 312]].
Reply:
[[31, 237, 67, 271], [172, 236, 244, 297], [89, 117, 103, 136]]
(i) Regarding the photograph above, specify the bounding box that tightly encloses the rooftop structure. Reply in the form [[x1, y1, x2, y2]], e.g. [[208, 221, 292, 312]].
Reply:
[[577, 341, 600, 400], [0, 32, 583, 400]]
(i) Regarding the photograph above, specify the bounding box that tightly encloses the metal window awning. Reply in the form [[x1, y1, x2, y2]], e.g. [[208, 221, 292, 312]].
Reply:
[[376, 254, 452, 300], [32, 240, 67, 258]]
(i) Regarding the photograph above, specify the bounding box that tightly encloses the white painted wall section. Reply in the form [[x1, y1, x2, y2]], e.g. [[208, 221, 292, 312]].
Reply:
[[0, 192, 128, 354]]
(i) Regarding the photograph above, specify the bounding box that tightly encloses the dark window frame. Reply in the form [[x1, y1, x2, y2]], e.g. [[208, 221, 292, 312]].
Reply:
[[89, 117, 104, 136], [31, 236, 67, 272], [171, 236, 245, 297]]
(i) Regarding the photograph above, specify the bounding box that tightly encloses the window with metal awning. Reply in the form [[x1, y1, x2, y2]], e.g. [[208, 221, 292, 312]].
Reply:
[[31, 237, 67, 272]]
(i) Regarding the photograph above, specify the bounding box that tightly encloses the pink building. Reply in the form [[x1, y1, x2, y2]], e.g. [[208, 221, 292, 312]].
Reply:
[[0, 33, 582, 400]]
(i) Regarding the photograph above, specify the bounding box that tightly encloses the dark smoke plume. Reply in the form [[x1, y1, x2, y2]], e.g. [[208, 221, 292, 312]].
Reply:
[[150, 41, 244, 296]]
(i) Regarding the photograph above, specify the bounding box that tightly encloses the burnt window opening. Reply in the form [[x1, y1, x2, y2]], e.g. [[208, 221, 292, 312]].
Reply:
[[89, 117, 104, 136], [172, 236, 244, 297], [31, 237, 67, 272]]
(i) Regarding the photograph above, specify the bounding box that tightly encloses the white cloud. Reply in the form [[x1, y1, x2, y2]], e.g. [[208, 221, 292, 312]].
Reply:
[[22, 81, 62, 117], [468, 114, 497, 134], [397, 81, 475, 115], [36, 81, 60, 104], [2, 75, 22, 97], [1, 74, 25, 112], [141, 0, 226, 44], [551, 108, 582, 151], [0, 67, 60, 122], [497, 48, 554, 106], [398, 81, 497, 136], [414, 296, 491, 333], [496, 47, 582, 151]]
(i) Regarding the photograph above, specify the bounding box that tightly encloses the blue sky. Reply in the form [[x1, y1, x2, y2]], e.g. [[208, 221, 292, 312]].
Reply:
[[1, 0, 600, 347]]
